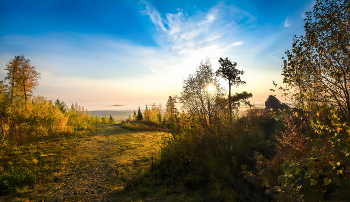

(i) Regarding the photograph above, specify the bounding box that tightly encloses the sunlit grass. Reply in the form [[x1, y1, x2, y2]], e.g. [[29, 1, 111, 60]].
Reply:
[[0, 125, 170, 201]]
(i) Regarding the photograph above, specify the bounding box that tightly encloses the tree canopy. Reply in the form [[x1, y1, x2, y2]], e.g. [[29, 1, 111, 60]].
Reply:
[[4, 55, 40, 106], [216, 57, 246, 120], [180, 58, 225, 128], [282, 0, 350, 120]]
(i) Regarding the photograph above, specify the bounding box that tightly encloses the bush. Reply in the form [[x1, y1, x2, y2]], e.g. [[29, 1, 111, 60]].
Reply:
[[0, 94, 102, 148], [0, 167, 36, 195]]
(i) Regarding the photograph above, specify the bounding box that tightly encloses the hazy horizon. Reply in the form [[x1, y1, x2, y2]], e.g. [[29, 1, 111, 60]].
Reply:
[[74, 97, 271, 111], [88, 102, 267, 120]]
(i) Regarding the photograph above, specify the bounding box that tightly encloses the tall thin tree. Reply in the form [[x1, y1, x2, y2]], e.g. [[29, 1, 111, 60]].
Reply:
[[216, 57, 246, 120]]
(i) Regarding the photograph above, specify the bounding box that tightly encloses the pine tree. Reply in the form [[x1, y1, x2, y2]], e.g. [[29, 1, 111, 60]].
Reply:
[[216, 57, 246, 120], [137, 107, 143, 120], [55, 99, 67, 113], [109, 115, 114, 124]]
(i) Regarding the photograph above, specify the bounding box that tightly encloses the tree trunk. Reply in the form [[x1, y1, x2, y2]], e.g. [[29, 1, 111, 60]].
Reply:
[[23, 79, 27, 110], [229, 80, 232, 121], [10, 80, 14, 104], [208, 97, 211, 127]]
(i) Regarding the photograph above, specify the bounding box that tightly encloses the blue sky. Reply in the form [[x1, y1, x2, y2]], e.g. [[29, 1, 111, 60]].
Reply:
[[0, 0, 315, 110]]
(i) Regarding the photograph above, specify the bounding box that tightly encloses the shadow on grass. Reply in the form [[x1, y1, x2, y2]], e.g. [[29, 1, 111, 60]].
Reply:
[[121, 120, 170, 132]]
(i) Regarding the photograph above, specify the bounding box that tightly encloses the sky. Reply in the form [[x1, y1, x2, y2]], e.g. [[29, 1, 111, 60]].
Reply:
[[0, 0, 315, 110]]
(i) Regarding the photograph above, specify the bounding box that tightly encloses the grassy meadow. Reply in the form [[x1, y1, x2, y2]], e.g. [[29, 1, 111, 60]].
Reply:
[[0, 124, 170, 201]]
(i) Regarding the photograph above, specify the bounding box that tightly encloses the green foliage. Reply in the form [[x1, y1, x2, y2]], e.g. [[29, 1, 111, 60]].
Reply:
[[0, 167, 36, 195], [263, 1, 350, 201], [109, 115, 115, 124], [268, 107, 350, 201], [282, 0, 350, 120], [139, 187, 153, 197], [55, 99, 67, 113], [137, 107, 143, 120], [100, 115, 108, 125], [216, 57, 245, 88], [165, 96, 178, 126]]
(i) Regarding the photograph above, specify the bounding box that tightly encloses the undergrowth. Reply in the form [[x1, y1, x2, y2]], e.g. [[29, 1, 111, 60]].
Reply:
[[125, 108, 279, 201], [122, 120, 169, 132]]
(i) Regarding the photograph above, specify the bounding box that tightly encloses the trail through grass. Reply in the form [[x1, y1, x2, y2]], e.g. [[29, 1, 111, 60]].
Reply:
[[0, 124, 169, 201]]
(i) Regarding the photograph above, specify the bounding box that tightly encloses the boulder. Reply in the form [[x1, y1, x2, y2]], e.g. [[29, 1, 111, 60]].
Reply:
[[265, 95, 289, 111]]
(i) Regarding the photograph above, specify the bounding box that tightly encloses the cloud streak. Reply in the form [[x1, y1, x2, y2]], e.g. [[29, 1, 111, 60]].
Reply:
[[138, 1, 257, 76], [139, 1, 251, 54], [284, 18, 290, 27]]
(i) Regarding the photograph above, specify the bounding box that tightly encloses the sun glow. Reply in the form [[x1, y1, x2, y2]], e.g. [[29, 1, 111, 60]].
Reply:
[[206, 83, 216, 94]]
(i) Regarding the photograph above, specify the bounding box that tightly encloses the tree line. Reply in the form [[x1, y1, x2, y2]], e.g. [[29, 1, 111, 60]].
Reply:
[[0, 56, 114, 147], [129, 57, 252, 132]]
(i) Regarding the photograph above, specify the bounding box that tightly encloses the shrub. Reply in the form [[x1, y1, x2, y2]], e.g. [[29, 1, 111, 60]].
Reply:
[[0, 167, 36, 195]]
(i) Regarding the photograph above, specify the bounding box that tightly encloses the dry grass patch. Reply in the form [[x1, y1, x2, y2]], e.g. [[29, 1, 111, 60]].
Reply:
[[0, 124, 170, 201]]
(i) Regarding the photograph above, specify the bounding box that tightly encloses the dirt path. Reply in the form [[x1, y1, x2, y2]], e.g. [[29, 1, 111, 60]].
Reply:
[[6, 125, 168, 202]]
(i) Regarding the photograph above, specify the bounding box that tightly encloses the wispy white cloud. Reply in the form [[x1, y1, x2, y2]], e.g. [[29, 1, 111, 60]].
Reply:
[[230, 41, 243, 47], [138, 1, 255, 76], [284, 18, 290, 27], [139, 0, 166, 31]]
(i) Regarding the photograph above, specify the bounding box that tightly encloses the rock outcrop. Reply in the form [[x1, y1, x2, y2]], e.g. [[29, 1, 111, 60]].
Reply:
[[265, 95, 289, 111]]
